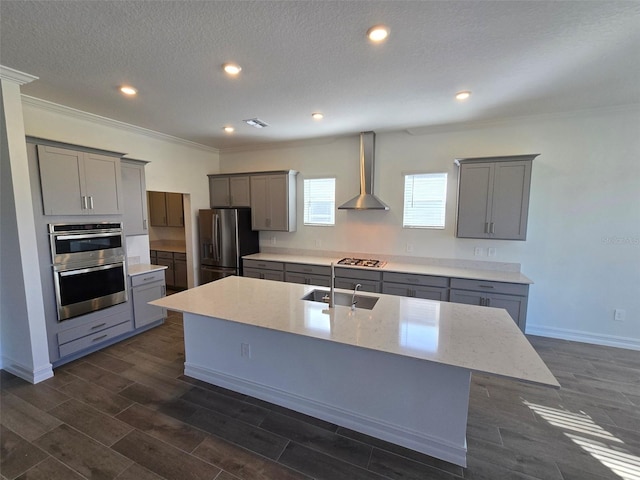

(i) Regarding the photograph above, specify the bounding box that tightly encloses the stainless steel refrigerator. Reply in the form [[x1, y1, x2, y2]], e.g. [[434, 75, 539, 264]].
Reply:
[[199, 208, 259, 284]]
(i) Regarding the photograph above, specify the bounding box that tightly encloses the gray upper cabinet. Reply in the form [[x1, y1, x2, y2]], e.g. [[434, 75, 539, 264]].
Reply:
[[250, 171, 297, 232], [38, 145, 122, 215], [209, 174, 251, 207], [121, 159, 149, 235], [455, 154, 538, 240]]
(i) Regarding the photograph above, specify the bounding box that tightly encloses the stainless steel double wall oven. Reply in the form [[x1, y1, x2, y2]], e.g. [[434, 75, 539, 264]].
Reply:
[[49, 222, 128, 321]]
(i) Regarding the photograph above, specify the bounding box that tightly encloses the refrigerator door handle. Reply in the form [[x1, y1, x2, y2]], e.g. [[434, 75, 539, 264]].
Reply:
[[213, 214, 222, 261]]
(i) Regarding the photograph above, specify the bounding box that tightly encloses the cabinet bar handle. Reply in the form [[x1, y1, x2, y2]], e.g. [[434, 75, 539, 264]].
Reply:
[[81, 196, 87, 210], [143, 219, 148, 229], [484, 222, 489, 234], [490, 222, 495, 234], [478, 285, 495, 289], [89, 196, 94, 209], [486, 298, 491, 307], [480, 298, 485, 306], [92, 334, 108, 342], [90, 323, 107, 330]]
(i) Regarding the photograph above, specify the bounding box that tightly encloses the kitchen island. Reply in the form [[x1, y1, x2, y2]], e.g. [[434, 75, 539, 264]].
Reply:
[[151, 276, 558, 467]]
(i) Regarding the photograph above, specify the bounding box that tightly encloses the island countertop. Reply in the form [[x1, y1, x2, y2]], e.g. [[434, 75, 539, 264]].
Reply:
[[151, 276, 558, 388]]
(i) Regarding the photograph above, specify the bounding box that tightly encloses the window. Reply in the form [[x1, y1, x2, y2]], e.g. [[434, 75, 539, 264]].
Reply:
[[304, 178, 335, 225], [403, 173, 448, 229]]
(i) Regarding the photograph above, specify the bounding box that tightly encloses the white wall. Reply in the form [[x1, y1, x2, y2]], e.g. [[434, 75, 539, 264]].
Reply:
[[21, 97, 220, 282], [220, 107, 640, 348]]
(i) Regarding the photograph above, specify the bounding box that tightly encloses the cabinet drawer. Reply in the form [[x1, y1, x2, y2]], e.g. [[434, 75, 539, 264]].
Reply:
[[131, 269, 166, 287], [59, 321, 132, 357], [174, 252, 186, 261], [156, 251, 174, 260], [334, 278, 381, 293], [58, 314, 128, 345], [450, 278, 528, 296], [334, 267, 382, 282], [285, 272, 331, 287], [382, 272, 449, 288], [243, 259, 284, 271], [382, 283, 449, 301], [285, 263, 331, 276]]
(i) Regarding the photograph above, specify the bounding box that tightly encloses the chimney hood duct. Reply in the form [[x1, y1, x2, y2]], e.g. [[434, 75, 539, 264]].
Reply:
[[338, 131, 389, 210]]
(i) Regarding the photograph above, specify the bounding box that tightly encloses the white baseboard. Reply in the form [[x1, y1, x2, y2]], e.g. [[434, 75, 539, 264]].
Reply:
[[185, 362, 467, 467], [1, 357, 54, 384], [526, 326, 640, 351]]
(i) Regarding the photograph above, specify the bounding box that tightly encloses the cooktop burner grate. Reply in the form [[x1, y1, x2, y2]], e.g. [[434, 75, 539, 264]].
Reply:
[[337, 257, 385, 268]]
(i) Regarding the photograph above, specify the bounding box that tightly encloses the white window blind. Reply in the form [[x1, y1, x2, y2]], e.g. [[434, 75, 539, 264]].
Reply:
[[403, 173, 448, 229], [304, 178, 336, 225]]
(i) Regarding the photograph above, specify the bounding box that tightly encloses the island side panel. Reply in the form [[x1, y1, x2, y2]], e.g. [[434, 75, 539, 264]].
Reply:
[[183, 312, 471, 467]]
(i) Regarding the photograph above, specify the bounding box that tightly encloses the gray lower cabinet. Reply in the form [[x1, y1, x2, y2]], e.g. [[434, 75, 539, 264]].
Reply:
[[243, 259, 285, 281], [334, 267, 382, 293], [130, 270, 166, 329], [449, 278, 529, 331], [156, 252, 175, 286], [382, 272, 449, 301], [284, 263, 331, 287], [57, 311, 133, 358]]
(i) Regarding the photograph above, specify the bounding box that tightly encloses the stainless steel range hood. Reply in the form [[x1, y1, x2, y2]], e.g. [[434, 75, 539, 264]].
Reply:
[[338, 131, 389, 210]]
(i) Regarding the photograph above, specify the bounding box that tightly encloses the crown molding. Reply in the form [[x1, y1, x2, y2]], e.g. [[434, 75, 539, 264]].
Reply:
[[0, 65, 38, 85], [405, 104, 640, 136], [20, 95, 219, 154]]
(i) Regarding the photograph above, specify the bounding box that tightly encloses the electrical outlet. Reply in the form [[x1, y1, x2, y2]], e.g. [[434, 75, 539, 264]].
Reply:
[[614, 309, 626, 322], [488, 247, 497, 257], [474, 247, 483, 256], [406, 243, 414, 253], [241, 343, 252, 358]]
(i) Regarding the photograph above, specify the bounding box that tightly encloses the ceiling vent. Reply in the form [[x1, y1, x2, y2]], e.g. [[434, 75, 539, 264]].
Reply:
[[243, 118, 269, 128], [338, 131, 389, 210]]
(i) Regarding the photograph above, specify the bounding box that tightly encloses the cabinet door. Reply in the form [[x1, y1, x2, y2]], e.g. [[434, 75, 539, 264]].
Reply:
[[121, 161, 148, 235], [485, 293, 527, 331], [414, 285, 449, 301], [267, 175, 288, 230], [449, 289, 484, 307], [284, 272, 307, 285], [166, 193, 184, 227], [82, 153, 122, 214], [456, 163, 493, 238], [210, 177, 231, 207], [382, 283, 413, 297], [133, 282, 166, 328], [156, 258, 175, 286], [37, 145, 84, 215], [491, 161, 531, 240], [250, 175, 269, 229], [174, 259, 188, 289], [229, 176, 251, 206], [148, 191, 168, 226]]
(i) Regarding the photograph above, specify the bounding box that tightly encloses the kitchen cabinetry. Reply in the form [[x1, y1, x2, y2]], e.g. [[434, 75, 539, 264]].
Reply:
[[149, 191, 184, 227], [121, 159, 149, 235], [209, 174, 251, 207], [57, 310, 132, 358], [37, 144, 123, 215], [243, 259, 285, 281], [334, 267, 382, 293], [250, 171, 297, 232], [285, 263, 331, 287], [449, 278, 529, 331], [382, 272, 449, 301], [154, 250, 187, 289], [455, 154, 538, 240], [130, 269, 167, 329]]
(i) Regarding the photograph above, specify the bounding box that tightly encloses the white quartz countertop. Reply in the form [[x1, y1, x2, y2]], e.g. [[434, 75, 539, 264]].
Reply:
[[128, 264, 168, 276], [243, 252, 533, 284], [151, 276, 557, 388]]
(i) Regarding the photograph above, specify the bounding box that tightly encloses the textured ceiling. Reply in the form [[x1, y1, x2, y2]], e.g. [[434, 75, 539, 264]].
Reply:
[[1, 0, 639, 150]]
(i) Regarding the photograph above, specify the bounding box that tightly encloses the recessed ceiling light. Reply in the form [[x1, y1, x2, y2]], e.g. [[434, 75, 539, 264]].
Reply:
[[367, 25, 389, 43], [223, 63, 242, 75], [223, 126, 235, 133], [120, 86, 137, 96], [455, 91, 471, 101], [311, 112, 324, 120]]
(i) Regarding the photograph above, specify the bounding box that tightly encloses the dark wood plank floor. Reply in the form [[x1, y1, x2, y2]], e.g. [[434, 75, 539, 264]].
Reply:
[[1, 311, 639, 480]]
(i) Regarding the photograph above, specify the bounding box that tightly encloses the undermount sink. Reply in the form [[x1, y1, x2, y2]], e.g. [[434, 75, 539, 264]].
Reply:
[[302, 289, 379, 310]]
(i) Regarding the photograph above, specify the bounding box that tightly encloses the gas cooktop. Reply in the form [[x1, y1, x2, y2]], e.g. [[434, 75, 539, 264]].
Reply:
[[337, 257, 386, 268]]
